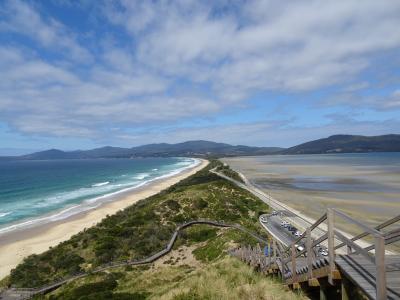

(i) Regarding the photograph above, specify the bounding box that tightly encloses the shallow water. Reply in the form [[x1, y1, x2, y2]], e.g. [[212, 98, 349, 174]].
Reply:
[[223, 153, 400, 228], [0, 157, 198, 234]]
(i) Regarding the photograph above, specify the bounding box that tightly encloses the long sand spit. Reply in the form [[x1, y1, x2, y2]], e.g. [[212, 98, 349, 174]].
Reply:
[[0, 159, 208, 279]]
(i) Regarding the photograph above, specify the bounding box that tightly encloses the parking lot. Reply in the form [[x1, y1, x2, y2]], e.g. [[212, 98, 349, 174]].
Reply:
[[259, 211, 328, 257]]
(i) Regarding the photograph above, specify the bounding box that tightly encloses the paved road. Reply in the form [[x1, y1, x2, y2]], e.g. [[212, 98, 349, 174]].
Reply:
[[210, 168, 326, 239], [212, 169, 357, 257], [259, 214, 298, 247]]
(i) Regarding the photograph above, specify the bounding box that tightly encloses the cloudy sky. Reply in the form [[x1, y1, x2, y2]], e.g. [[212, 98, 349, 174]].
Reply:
[[1, 0, 400, 153]]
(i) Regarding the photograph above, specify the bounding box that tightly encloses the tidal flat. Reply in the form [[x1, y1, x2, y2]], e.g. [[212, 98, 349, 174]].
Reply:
[[223, 153, 400, 234]]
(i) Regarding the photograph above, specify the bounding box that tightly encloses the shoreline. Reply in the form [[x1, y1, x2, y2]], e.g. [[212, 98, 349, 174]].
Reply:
[[0, 158, 208, 279]]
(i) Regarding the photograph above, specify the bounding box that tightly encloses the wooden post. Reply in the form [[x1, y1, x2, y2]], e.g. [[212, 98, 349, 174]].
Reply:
[[327, 208, 336, 285], [320, 282, 329, 300], [341, 277, 351, 300], [291, 244, 297, 283], [268, 242, 272, 267], [306, 227, 313, 280], [273, 239, 277, 263], [374, 234, 387, 300]]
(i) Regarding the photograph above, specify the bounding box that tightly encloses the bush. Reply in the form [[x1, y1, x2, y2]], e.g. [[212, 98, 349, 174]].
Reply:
[[192, 198, 208, 209], [186, 227, 217, 243]]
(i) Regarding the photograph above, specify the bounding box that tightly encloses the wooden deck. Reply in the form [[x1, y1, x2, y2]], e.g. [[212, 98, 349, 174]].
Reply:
[[335, 254, 400, 300], [231, 210, 400, 300]]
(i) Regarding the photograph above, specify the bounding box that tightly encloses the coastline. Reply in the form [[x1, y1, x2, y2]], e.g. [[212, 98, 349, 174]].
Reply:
[[0, 158, 208, 279]]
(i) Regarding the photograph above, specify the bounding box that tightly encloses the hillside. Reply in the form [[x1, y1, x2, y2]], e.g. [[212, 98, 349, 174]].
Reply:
[[0, 161, 308, 299], [282, 134, 400, 154], [13, 141, 282, 160], [46, 256, 306, 300]]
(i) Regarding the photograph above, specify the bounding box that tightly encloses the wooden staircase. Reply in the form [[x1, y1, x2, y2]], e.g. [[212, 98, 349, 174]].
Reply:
[[231, 209, 400, 300]]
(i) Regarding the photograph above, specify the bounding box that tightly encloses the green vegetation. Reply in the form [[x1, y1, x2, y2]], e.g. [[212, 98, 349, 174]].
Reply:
[[215, 162, 245, 183], [43, 256, 305, 300], [8, 160, 268, 288], [7, 159, 306, 299]]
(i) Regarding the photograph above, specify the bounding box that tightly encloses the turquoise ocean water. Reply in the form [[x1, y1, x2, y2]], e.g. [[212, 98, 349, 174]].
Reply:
[[0, 157, 199, 235]]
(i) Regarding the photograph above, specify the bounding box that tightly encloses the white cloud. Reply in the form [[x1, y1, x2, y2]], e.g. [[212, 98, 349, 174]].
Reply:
[[108, 0, 400, 100], [0, 45, 219, 138], [0, 0, 91, 62], [1, 0, 400, 144]]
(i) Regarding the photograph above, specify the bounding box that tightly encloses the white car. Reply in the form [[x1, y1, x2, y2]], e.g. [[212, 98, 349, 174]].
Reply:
[[260, 216, 268, 223], [295, 244, 304, 252], [295, 231, 302, 237]]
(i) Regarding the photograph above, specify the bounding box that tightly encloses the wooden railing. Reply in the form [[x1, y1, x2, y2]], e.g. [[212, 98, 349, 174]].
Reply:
[[277, 209, 399, 299], [231, 209, 400, 300], [2, 219, 268, 299]]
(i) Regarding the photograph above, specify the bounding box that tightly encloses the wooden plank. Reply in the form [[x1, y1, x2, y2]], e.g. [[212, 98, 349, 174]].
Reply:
[[327, 208, 336, 285], [374, 235, 387, 300], [306, 227, 313, 280], [308, 278, 320, 287]]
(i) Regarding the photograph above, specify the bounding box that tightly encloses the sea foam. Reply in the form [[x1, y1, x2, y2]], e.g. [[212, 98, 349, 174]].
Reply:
[[92, 181, 110, 187], [0, 158, 200, 236]]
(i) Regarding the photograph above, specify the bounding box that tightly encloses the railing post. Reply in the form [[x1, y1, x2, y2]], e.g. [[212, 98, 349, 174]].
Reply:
[[291, 244, 297, 284], [327, 208, 336, 285], [273, 239, 277, 263], [374, 234, 387, 300], [306, 227, 313, 280], [268, 242, 272, 267]]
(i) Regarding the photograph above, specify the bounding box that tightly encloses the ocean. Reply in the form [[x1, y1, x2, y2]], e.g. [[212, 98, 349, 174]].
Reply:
[[0, 157, 199, 235]]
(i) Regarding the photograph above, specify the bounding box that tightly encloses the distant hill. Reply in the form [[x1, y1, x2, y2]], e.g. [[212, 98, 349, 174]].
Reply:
[[282, 134, 400, 154], [3, 135, 400, 160], [13, 140, 283, 160]]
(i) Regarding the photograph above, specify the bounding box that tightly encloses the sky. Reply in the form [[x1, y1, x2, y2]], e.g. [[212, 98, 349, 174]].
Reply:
[[0, 0, 400, 153]]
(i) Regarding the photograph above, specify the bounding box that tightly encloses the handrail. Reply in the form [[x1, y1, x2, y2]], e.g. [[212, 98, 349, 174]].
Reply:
[[283, 232, 328, 264], [331, 209, 383, 237], [362, 228, 400, 252], [335, 214, 400, 251], [278, 207, 395, 299], [5, 219, 268, 299], [334, 229, 375, 263]]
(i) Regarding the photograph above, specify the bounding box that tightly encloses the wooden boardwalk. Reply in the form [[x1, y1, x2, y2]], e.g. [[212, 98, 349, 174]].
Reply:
[[0, 219, 268, 300], [231, 210, 400, 300]]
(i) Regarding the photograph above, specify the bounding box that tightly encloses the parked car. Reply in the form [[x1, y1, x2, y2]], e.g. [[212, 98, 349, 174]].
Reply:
[[318, 248, 328, 256], [295, 244, 304, 252], [295, 231, 302, 237], [272, 211, 278, 216]]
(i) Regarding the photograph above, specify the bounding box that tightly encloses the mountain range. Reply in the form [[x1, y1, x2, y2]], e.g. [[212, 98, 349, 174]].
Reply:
[[1, 134, 399, 160]]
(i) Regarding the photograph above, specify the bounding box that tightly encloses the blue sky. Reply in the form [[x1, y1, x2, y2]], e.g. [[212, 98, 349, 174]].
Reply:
[[0, 0, 400, 154]]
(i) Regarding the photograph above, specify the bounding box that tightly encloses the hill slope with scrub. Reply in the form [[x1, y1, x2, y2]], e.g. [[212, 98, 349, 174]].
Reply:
[[2, 160, 306, 299]]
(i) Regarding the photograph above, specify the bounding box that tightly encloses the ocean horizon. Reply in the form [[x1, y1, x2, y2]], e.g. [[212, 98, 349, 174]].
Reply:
[[0, 157, 199, 235]]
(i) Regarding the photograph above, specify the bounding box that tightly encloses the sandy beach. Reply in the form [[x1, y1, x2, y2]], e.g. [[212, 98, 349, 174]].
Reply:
[[0, 159, 208, 279]]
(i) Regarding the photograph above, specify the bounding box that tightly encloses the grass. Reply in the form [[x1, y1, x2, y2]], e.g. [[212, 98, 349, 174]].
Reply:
[[7, 160, 269, 287], [7, 159, 306, 299], [215, 163, 245, 183], [44, 256, 306, 300]]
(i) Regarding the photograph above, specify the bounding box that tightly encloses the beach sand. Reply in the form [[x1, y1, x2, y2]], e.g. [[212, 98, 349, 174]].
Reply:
[[0, 159, 208, 279]]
